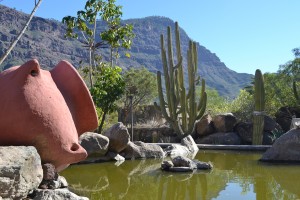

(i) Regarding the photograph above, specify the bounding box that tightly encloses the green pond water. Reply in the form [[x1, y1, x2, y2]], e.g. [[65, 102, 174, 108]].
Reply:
[[61, 150, 300, 200]]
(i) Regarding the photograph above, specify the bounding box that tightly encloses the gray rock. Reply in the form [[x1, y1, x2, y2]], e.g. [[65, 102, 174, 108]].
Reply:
[[181, 135, 198, 154], [121, 141, 165, 159], [0, 146, 43, 199], [164, 144, 191, 158], [261, 128, 300, 162], [79, 132, 109, 156], [172, 156, 197, 169], [196, 132, 241, 145], [213, 113, 237, 133], [58, 176, 68, 188], [161, 156, 212, 172], [103, 122, 130, 153], [161, 160, 174, 170], [193, 160, 213, 170], [39, 175, 69, 190], [275, 106, 300, 132], [31, 188, 89, 200]]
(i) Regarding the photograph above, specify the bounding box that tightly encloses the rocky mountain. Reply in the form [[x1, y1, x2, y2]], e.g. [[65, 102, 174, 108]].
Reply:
[[0, 4, 253, 98]]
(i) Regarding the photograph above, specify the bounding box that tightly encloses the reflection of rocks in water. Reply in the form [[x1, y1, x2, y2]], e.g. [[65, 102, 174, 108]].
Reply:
[[128, 159, 161, 176], [60, 163, 130, 199]]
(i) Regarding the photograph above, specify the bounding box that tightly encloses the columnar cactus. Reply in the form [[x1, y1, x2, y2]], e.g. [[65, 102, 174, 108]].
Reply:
[[155, 22, 207, 137], [252, 69, 265, 145]]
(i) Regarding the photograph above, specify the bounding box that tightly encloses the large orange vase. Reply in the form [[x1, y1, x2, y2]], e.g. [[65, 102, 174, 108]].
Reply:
[[0, 59, 98, 171]]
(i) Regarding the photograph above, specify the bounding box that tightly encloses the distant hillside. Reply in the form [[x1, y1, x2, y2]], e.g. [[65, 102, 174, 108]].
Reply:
[[0, 4, 253, 98]]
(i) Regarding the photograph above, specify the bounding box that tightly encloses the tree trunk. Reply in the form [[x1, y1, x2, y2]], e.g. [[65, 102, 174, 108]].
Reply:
[[0, 0, 43, 67], [98, 111, 107, 134]]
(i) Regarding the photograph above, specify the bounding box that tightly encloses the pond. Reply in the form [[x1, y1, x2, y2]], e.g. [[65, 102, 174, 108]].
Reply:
[[61, 150, 300, 200]]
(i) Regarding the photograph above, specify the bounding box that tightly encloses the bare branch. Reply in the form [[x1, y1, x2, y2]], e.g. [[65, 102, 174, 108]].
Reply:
[[0, 0, 43, 67]]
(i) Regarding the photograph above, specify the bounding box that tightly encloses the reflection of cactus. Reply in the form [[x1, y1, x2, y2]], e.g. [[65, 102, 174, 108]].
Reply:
[[293, 81, 300, 105], [252, 69, 265, 145], [155, 22, 207, 137]]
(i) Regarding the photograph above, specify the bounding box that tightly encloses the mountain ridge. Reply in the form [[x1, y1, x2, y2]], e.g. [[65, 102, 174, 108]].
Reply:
[[0, 4, 253, 98]]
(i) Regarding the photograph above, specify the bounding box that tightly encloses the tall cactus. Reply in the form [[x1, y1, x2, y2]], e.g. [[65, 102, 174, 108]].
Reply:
[[293, 81, 300, 105], [155, 22, 207, 137], [252, 69, 265, 145]]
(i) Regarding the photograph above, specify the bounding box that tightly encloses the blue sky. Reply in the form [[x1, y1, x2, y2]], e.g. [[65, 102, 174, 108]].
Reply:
[[1, 0, 300, 74]]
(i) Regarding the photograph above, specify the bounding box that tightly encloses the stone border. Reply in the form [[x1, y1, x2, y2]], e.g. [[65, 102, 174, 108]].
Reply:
[[154, 143, 271, 151]]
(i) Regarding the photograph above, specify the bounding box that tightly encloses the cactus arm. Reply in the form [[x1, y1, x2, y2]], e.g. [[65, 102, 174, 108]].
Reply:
[[157, 71, 172, 122], [197, 79, 206, 111], [187, 42, 196, 128], [160, 35, 174, 119], [167, 27, 178, 120], [196, 92, 207, 120]]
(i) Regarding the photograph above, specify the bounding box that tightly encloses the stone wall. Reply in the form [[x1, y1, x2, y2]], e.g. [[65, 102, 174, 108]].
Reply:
[[131, 126, 178, 143], [118, 105, 165, 125]]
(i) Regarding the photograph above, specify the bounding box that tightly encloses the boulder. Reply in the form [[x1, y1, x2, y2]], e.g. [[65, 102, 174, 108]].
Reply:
[[79, 132, 109, 156], [275, 106, 300, 132], [236, 117, 284, 145], [235, 122, 252, 144], [193, 160, 213, 170], [161, 156, 212, 172], [164, 144, 191, 158], [172, 156, 196, 169], [161, 161, 174, 170], [30, 188, 88, 200], [195, 114, 215, 137], [0, 146, 43, 199], [196, 132, 241, 145], [121, 141, 165, 159], [260, 128, 300, 162], [181, 135, 199, 154], [213, 113, 237, 133], [103, 122, 130, 153], [264, 115, 282, 132]]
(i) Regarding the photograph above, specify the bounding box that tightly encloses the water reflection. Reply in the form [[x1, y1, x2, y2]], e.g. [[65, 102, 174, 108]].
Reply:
[[61, 151, 300, 200]]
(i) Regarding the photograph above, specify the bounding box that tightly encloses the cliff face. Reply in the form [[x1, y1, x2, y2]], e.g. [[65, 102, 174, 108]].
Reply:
[[0, 5, 252, 98]]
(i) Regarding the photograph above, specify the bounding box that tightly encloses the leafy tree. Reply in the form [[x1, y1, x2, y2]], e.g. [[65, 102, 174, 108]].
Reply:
[[62, 0, 134, 87], [122, 67, 157, 109], [263, 73, 296, 114], [204, 88, 231, 115], [100, 0, 134, 66], [278, 58, 300, 81], [0, 0, 43, 67], [90, 62, 125, 133], [230, 89, 254, 122]]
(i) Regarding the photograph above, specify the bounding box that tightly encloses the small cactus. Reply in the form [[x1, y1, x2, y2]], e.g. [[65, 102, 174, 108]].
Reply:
[[252, 69, 265, 145]]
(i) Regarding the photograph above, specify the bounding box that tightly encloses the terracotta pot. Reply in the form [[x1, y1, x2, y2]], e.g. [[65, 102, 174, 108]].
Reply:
[[0, 59, 98, 171]]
